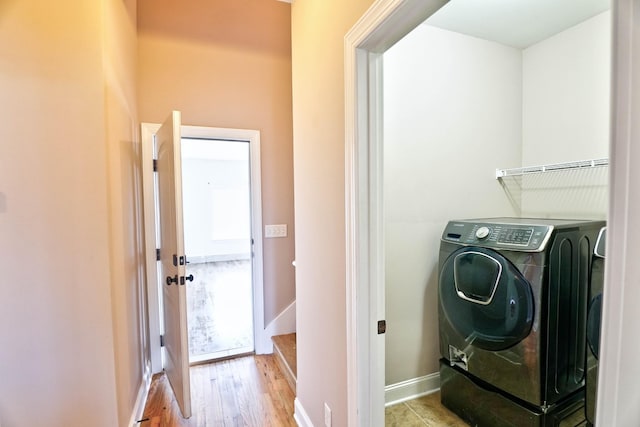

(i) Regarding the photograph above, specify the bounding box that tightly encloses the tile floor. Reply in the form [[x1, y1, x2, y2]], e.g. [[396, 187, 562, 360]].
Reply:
[[386, 392, 468, 427], [387, 392, 589, 427], [186, 260, 254, 361], [385, 392, 468, 427]]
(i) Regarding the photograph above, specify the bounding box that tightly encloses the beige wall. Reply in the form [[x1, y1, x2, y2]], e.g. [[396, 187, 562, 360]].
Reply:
[[104, 0, 148, 425], [291, 0, 375, 425], [0, 0, 142, 425], [137, 0, 295, 325]]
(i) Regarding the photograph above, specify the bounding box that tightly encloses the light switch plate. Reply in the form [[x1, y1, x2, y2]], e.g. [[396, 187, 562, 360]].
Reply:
[[265, 224, 287, 238]]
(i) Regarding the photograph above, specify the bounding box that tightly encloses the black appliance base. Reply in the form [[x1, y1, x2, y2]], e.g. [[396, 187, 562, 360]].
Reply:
[[440, 361, 586, 427]]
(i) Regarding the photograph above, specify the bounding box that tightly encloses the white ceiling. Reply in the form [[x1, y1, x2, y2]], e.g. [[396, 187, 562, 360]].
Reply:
[[425, 0, 610, 49]]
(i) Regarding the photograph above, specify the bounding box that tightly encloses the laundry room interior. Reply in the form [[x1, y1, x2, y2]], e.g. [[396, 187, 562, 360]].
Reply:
[[382, 0, 610, 413]]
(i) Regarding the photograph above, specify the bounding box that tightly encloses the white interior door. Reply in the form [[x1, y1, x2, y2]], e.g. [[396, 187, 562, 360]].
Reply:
[[156, 111, 192, 419]]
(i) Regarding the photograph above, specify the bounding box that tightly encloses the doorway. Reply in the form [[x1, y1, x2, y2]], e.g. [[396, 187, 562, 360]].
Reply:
[[382, 0, 610, 413], [343, 0, 629, 426], [181, 137, 255, 363], [142, 122, 266, 376], [345, 0, 640, 425]]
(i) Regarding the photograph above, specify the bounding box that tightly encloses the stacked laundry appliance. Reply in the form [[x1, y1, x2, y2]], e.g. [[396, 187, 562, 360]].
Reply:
[[438, 218, 605, 427]]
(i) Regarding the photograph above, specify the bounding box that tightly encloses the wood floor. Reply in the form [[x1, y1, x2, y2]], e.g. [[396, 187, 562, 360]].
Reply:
[[272, 333, 297, 393], [140, 355, 296, 427], [139, 336, 466, 426]]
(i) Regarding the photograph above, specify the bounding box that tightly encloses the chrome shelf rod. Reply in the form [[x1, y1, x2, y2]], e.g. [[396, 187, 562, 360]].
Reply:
[[496, 158, 609, 179]]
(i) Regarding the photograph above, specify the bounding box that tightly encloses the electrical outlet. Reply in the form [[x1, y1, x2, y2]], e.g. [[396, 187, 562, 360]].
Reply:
[[265, 224, 287, 238], [324, 402, 332, 427]]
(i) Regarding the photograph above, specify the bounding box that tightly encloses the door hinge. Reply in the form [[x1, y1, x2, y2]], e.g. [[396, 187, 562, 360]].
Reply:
[[377, 320, 386, 335], [160, 335, 165, 347], [153, 159, 158, 172], [156, 248, 160, 261]]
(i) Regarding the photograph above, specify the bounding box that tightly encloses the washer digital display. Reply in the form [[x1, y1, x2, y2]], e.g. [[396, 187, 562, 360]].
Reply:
[[497, 228, 533, 245]]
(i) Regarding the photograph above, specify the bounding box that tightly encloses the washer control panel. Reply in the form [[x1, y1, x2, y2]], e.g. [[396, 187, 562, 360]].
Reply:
[[442, 220, 553, 251]]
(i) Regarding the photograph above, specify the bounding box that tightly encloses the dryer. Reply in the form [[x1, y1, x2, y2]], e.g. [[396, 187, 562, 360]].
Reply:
[[438, 218, 604, 427], [585, 227, 606, 425]]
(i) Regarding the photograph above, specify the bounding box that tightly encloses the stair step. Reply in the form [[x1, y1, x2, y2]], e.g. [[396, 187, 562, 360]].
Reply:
[[272, 333, 296, 393]]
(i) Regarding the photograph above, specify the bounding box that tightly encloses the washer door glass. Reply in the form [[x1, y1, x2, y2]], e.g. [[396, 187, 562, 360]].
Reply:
[[439, 247, 534, 351]]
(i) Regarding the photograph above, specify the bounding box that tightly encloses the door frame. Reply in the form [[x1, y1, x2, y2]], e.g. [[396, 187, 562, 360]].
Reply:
[[142, 122, 266, 373], [597, 0, 640, 425], [345, 0, 638, 426], [344, 2, 448, 424]]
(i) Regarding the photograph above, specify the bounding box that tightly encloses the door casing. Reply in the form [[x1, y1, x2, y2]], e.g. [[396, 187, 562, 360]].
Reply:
[[142, 122, 265, 374], [344, 2, 448, 425]]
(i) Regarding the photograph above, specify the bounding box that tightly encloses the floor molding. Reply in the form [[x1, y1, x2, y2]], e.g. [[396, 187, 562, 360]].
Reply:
[[294, 397, 314, 427], [385, 372, 440, 407], [129, 366, 152, 426]]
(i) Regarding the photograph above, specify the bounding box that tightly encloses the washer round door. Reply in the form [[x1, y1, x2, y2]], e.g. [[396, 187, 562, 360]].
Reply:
[[439, 247, 534, 351]]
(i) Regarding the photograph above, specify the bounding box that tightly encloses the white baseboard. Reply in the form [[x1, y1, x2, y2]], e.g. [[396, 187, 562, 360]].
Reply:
[[128, 364, 152, 426], [385, 372, 440, 407], [294, 397, 314, 427], [256, 300, 296, 354]]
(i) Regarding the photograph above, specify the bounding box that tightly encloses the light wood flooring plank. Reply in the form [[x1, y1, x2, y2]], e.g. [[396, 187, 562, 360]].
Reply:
[[141, 355, 295, 427]]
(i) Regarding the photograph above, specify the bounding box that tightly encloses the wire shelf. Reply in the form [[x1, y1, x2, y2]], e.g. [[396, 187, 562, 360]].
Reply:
[[496, 158, 609, 179]]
